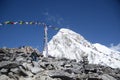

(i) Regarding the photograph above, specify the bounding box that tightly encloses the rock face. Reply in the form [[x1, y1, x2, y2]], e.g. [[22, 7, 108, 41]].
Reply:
[[0, 47, 120, 80]]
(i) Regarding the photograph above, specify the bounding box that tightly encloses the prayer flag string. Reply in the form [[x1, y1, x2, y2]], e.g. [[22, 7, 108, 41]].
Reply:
[[0, 20, 60, 57], [0, 21, 59, 30]]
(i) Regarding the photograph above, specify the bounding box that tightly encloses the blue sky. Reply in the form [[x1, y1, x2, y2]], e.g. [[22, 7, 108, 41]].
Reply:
[[0, 0, 120, 51]]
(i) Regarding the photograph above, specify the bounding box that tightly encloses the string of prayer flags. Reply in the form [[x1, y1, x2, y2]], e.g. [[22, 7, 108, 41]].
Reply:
[[0, 20, 60, 57], [0, 21, 60, 31]]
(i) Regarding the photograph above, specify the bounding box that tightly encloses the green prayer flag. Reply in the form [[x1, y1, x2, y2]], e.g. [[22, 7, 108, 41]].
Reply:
[[19, 21, 24, 24], [5, 21, 10, 24], [30, 22, 33, 24]]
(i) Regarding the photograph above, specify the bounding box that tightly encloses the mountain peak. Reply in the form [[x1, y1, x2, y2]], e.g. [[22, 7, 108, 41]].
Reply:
[[56, 28, 85, 42], [59, 28, 77, 34], [59, 28, 71, 32], [47, 28, 120, 68]]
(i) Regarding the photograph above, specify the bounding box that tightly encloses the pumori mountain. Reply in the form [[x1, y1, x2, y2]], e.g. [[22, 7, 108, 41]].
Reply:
[[45, 28, 120, 68]]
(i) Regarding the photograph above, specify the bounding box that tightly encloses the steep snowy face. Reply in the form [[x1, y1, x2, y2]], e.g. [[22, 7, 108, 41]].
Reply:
[[47, 28, 120, 68]]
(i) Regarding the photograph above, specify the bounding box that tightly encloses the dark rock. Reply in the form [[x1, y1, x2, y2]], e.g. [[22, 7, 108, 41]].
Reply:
[[88, 73, 101, 80], [18, 66, 28, 76], [0, 68, 8, 74], [48, 70, 75, 80], [59, 58, 69, 61], [49, 61, 66, 70], [10, 68, 20, 74], [64, 69, 73, 74], [0, 61, 19, 69], [0, 49, 5, 53], [15, 49, 25, 53], [84, 64, 98, 74], [64, 68, 82, 74], [39, 62, 55, 70], [64, 64, 73, 68]]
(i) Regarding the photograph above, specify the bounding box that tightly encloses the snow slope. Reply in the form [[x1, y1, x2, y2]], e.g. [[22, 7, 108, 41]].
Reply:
[[46, 28, 120, 68]]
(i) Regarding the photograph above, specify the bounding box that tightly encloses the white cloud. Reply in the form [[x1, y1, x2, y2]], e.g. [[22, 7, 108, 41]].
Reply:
[[42, 12, 72, 29], [110, 43, 120, 52], [43, 12, 64, 26]]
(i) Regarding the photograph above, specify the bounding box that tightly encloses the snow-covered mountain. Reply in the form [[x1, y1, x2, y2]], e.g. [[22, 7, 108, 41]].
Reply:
[[45, 28, 120, 68]]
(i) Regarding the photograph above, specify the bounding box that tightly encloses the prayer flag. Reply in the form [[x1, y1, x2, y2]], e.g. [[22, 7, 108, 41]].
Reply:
[[19, 21, 24, 24], [10, 22, 14, 24], [0, 23, 3, 26], [14, 22, 18, 24], [30, 21, 35, 24], [5, 21, 10, 24], [25, 22, 29, 24]]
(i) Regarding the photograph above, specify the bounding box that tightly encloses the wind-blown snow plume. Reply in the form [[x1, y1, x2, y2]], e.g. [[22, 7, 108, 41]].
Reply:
[[110, 43, 120, 52]]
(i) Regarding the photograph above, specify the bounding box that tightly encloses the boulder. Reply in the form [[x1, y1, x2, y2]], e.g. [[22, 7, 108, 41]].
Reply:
[[0, 75, 14, 80], [30, 67, 43, 74], [77, 73, 88, 80], [0, 68, 8, 74], [34, 75, 59, 80], [0, 61, 19, 69], [48, 70, 75, 80], [101, 74, 117, 80], [39, 62, 55, 70], [10, 68, 20, 74], [88, 73, 101, 80]]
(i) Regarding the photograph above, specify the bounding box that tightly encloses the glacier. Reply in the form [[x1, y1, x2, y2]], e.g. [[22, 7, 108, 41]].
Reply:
[[44, 28, 120, 68]]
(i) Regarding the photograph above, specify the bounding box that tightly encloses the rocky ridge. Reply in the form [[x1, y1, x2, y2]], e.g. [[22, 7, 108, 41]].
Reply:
[[0, 46, 120, 80]]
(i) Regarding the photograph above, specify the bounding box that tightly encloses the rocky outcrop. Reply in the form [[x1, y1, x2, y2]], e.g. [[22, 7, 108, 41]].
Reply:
[[0, 46, 120, 80]]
